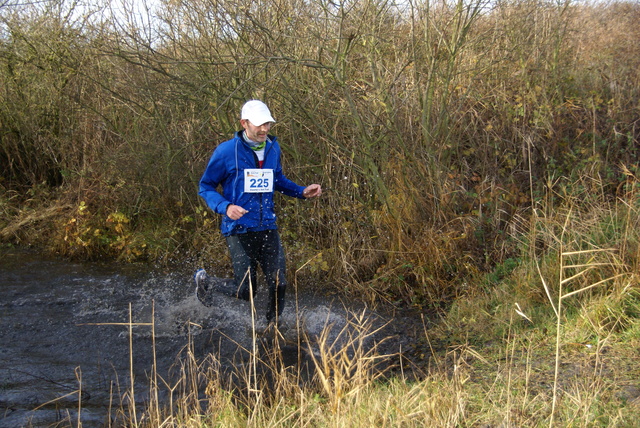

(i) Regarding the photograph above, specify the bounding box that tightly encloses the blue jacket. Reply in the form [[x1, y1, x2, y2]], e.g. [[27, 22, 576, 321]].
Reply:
[[199, 131, 306, 236]]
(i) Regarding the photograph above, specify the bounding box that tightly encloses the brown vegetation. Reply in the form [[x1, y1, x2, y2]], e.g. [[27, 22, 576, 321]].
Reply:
[[1, 0, 639, 305]]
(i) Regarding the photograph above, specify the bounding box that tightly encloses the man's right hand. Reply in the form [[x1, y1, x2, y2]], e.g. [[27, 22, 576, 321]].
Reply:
[[226, 204, 248, 220]]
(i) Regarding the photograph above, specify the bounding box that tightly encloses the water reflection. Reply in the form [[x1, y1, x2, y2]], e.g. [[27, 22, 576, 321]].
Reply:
[[0, 247, 404, 427]]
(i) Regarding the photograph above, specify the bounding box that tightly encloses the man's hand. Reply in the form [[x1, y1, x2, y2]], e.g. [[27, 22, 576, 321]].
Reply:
[[302, 184, 322, 198], [226, 204, 248, 220]]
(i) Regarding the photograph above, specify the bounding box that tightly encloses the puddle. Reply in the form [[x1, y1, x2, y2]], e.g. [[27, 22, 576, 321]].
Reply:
[[0, 247, 422, 427]]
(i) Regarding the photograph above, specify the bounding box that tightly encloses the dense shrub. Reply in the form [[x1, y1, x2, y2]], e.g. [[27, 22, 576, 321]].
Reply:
[[1, 0, 638, 304]]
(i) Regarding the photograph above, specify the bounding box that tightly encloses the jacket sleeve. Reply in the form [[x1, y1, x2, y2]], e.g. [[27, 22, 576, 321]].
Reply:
[[199, 146, 232, 215]]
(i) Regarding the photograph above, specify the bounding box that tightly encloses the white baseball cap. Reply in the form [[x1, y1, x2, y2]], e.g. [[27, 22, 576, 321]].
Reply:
[[241, 100, 275, 126]]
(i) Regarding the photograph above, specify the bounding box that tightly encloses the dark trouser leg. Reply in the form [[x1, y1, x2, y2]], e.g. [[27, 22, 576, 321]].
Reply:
[[260, 230, 287, 322], [226, 234, 258, 301], [226, 230, 287, 321]]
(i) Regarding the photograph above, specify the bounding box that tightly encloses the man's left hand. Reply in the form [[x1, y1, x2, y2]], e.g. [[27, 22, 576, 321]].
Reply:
[[302, 184, 322, 198]]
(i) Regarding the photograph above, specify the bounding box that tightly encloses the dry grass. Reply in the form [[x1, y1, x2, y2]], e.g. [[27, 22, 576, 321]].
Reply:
[[59, 241, 638, 427]]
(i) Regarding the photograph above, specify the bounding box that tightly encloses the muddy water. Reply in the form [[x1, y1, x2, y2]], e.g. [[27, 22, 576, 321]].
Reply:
[[0, 248, 421, 427]]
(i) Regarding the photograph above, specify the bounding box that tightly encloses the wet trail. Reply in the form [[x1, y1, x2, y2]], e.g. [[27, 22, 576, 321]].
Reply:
[[0, 248, 423, 427]]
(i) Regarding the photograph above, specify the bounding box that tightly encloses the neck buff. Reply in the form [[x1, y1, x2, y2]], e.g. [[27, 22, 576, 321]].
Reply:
[[242, 131, 266, 151]]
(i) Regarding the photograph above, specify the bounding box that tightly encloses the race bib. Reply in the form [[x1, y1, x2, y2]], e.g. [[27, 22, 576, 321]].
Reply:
[[244, 169, 274, 193]]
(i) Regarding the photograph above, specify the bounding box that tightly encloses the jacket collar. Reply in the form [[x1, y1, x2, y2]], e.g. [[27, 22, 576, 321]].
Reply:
[[234, 130, 276, 148]]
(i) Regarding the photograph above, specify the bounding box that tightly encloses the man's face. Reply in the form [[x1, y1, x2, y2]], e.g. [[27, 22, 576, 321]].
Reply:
[[241, 119, 272, 143]]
